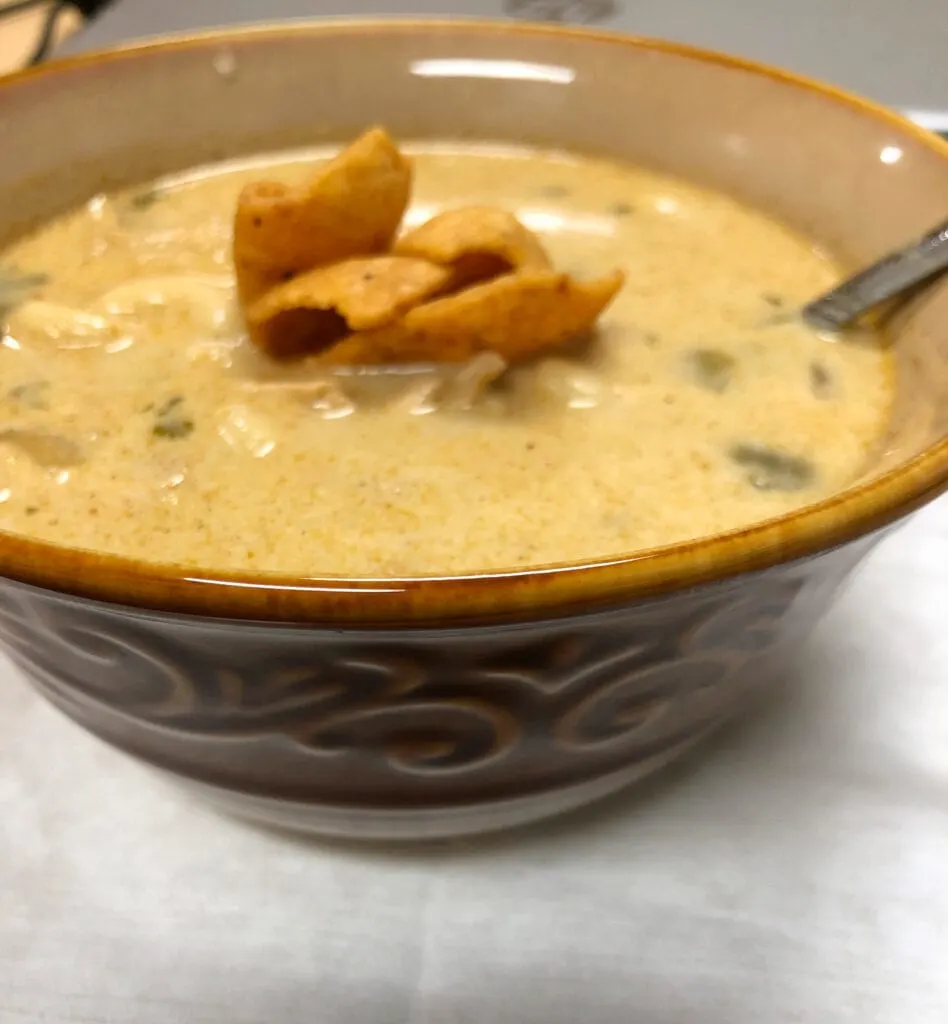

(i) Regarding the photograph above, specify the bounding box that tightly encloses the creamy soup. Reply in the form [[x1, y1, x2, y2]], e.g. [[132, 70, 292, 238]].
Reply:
[[0, 144, 893, 575]]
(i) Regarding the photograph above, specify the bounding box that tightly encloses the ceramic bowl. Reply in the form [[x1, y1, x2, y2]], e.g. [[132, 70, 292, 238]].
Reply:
[[1, 20, 947, 840]]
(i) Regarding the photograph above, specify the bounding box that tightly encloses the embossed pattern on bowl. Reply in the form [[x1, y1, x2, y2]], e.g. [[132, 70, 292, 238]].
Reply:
[[0, 538, 869, 838]]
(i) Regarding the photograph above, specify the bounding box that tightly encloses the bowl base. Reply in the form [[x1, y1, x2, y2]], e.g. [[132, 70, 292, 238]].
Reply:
[[166, 737, 703, 841]]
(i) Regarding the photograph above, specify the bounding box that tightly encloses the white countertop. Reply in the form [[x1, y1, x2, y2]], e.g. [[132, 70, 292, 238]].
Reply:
[[4, 4, 948, 1020], [3, 498, 948, 1023]]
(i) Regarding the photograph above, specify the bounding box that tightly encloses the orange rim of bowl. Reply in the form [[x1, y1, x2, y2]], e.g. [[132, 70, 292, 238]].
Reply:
[[1, 18, 946, 626]]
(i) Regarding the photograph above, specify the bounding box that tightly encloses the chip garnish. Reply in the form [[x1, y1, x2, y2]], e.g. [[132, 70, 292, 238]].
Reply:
[[233, 127, 412, 306], [247, 255, 451, 359], [394, 206, 552, 288], [313, 269, 625, 366], [234, 130, 624, 367]]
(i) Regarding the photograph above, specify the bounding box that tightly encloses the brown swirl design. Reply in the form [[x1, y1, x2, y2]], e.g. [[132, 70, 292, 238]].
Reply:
[[0, 573, 806, 793], [0, 592, 522, 776]]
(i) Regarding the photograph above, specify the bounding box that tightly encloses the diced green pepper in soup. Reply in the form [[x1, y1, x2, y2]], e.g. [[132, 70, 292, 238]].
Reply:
[[730, 443, 816, 492]]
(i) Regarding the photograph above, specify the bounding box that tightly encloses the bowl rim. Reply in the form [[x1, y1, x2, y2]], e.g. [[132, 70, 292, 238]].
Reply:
[[1, 16, 947, 626]]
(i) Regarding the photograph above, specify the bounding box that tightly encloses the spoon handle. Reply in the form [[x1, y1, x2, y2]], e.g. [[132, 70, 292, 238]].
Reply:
[[802, 217, 948, 331]]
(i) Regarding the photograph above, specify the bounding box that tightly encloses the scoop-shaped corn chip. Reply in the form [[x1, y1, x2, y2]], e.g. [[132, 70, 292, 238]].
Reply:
[[395, 206, 551, 287], [246, 256, 452, 360], [234, 127, 412, 305], [315, 269, 625, 366]]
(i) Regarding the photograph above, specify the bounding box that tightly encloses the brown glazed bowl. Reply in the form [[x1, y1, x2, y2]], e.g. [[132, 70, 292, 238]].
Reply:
[[1, 20, 947, 840]]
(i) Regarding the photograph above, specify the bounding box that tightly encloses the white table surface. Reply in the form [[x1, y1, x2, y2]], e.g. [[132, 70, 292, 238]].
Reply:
[[3, 497, 947, 1023], [4, 3, 948, 1021]]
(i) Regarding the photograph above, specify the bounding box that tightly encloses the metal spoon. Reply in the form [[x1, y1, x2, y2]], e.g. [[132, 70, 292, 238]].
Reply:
[[801, 217, 948, 331]]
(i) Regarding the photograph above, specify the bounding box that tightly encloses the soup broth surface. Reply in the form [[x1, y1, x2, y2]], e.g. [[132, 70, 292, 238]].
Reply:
[[0, 144, 893, 575]]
